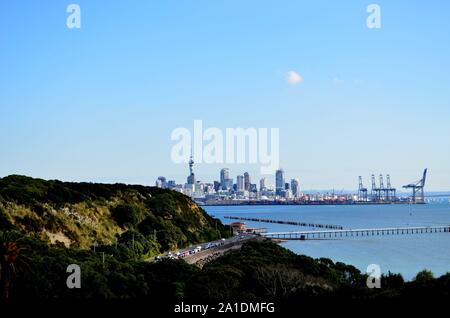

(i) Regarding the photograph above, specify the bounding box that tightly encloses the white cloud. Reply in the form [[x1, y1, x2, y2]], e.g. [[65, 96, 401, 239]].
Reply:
[[333, 77, 344, 85], [286, 71, 303, 85]]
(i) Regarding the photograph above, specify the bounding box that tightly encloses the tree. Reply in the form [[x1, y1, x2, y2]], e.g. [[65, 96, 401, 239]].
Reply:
[[0, 231, 24, 299], [383, 271, 405, 289], [111, 204, 144, 228], [414, 269, 434, 283], [0, 207, 13, 230]]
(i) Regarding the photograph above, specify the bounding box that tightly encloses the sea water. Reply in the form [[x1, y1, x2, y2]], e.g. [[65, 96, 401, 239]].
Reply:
[[204, 201, 450, 280]]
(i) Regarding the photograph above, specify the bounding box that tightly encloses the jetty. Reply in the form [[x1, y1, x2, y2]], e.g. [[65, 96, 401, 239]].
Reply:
[[224, 216, 343, 230], [262, 225, 450, 240]]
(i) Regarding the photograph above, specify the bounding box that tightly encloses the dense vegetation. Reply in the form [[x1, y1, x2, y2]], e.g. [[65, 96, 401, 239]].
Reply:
[[0, 175, 229, 253], [0, 175, 449, 302], [186, 241, 450, 300], [1, 233, 449, 301]]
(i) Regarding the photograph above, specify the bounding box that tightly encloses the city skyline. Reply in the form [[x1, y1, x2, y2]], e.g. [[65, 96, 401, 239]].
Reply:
[[154, 157, 433, 204], [155, 158, 431, 197], [1, 1, 450, 190], [155, 161, 306, 202]]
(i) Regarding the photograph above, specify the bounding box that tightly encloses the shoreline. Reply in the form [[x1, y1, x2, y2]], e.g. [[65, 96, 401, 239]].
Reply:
[[204, 203, 450, 280], [199, 201, 424, 207]]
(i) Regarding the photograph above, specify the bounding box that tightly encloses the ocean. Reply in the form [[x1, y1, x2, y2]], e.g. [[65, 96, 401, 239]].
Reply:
[[204, 200, 450, 280]]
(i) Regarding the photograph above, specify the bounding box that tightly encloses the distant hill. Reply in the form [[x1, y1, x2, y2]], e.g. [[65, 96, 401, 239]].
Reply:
[[0, 175, 229, 255]]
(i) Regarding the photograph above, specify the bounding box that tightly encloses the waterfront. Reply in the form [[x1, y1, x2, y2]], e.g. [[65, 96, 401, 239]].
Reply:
[[205, 201, 450, 280]]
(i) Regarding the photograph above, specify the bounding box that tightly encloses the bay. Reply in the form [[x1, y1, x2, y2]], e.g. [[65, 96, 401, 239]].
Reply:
[[204, 201, 450, 280]]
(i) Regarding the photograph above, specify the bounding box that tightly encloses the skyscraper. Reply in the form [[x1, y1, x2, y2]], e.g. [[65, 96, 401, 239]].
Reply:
[[259, 178, 266, 191], [167, 180, 176, 189], [220, 168, 230, 189], [244, 172, 250, 191], [156, 176, 167, 188], [291, 178, 300, 197], [237, 175, 244, 191], [275, 169, 285, 195], [225, 178, 233, 190]]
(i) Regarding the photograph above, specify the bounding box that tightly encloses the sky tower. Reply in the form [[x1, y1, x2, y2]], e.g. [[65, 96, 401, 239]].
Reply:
[[187, 151, 195, 185]]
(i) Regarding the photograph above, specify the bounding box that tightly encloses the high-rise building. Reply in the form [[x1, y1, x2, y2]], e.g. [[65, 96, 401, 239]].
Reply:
[[184, 184, 195, 197], [244, 172, 251, 191], [225, 178, 233, 190], [220, 168, 230, 189], [291, 179, 300, 197], [275, 169, 285, 195], [285, 182, 290, 190], [237, 175, 244, 191], [156, 176, 167, 188], [167, 180, 176, 189], [259, 178, 266, 191], [213, 181, 221, 192]]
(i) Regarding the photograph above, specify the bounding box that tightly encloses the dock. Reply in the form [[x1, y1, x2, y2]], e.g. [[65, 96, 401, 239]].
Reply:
[[262, 225, 450, 240], [224, 216, 343, 230]]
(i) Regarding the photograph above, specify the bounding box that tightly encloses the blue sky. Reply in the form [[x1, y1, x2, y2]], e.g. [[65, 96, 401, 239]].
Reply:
[[1, 0, 450, 191]]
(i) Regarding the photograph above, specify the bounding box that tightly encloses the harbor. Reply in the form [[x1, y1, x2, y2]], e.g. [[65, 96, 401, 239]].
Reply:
[[205, 202, 450, 279], [262, 225, 450, 240], [224, 215, 343, 230]]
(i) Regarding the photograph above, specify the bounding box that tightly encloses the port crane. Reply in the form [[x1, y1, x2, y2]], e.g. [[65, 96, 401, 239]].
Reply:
[[379, 174, 385, 201], [358, 176, 368, 201], [371, 174, 380, 201], [386, 174, 396, 202], [403, 169, 428, 203], [367, 173, 397, 202]]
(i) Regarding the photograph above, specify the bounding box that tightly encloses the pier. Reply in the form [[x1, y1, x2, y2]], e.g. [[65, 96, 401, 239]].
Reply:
[[224, 216, 343, 230], [262, 225, 450, 240]]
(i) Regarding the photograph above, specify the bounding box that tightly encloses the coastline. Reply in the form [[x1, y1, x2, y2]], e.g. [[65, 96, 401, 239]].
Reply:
[[199, 200, 424, 207], [204, 203, 450, 280]]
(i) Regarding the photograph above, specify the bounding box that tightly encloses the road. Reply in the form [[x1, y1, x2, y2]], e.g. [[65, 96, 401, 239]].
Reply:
[[150, 233, 259, 265]]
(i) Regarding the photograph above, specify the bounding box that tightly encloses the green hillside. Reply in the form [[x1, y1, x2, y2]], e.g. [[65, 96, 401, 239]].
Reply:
[[0, 175, 229, 256], [1, 175, 448, 302]]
